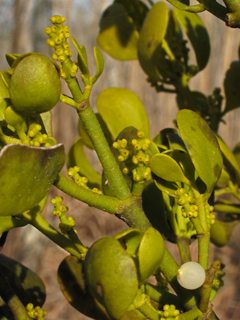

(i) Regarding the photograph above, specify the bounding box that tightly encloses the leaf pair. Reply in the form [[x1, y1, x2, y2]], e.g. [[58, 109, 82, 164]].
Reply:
[[151, 110, 222, 198]]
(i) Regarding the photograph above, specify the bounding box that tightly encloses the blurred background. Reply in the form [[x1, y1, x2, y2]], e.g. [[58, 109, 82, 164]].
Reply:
[[1, 0, 240, 319]]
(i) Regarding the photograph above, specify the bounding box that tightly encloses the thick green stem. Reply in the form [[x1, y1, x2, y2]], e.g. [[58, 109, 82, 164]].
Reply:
[[54, 173, 123, 214], [198, 233, 210, 269], [0, 266, 32, 320], [120, 195, 152, 231], [176, 236, 192, 264], [22, 209, 82, 259], [77, 102, 131, 200]]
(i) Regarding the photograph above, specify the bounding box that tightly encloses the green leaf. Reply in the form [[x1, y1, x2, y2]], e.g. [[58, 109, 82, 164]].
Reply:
[[5, 54, 21, 67], [0, 144, 65, 216], [97, 4, 139, 60], [0, 254, 46, 307], [150, 153, 190, 185], [137, 2, 169, 81], [174, 8, 210, 71], [153, 128, 178, 150], [223, 61, 240, 113], [233, 141, 240, 169], [0, 72, 10, 101], [57, 255, 110, 320], [70, 37, 89, 76], [177, 109, 223, 196], [217, 168, 230, 186], [152, 175, 179, 198], [40, 111, 52, 137], [138, 228, 165, 283], [92, 47, 104, 84], [216, 135, 240, 184], [97, 88, 149, 139], [142, 182, 172, 237], [167, 133, 187, 152], [170, 149, 195, 183], [67, 137, 102, 189], [84, 237, 139, 319]]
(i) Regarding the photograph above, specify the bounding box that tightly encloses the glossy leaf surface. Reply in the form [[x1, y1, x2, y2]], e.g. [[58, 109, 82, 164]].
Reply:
[[150, 153, 190, 185], [58, 255, 110, 320], [84, 237, 138, 319], [67, 137, 102, 189], [97, 88, 149, 139], [177, 110, 222, 196], [137, 2, 168, 81], [0, 143, 65, 216], [138, 228, 165, 283], [97, 4, 139, 60], [174, 8, 210, 71], [0, 254, 46, 307]]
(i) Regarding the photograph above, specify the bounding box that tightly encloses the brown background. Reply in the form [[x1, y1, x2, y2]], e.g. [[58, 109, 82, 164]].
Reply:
[[0, 1, 240, 319]]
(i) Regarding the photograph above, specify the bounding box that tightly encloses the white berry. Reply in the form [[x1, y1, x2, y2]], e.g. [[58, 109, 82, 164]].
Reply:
[[177, 262, 206, 290]]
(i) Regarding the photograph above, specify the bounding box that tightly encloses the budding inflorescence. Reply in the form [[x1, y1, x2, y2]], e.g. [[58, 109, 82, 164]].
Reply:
[[51, 196, 76, 234], [26, 303, 47, 320], [113, 130, 152, 184], [175, 188, 198, 219], [45, 15, 77, 80], [205, 203, 215, 226], [68, 166, 102, 194], [160, 304, 180, 320], [27, 123, 55, 147]]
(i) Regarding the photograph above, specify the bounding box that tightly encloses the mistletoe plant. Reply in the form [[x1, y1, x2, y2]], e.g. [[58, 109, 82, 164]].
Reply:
[[0, 1, 240, 319]]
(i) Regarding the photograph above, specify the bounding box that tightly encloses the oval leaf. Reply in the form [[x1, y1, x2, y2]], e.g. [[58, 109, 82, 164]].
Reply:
[[57, 255, 110, 320], [150, 153, 190, 185], [0, 254, 46, 307], [138, 2, 169, 81], [97, 88, 149, 139], [0, 144, 65, 216], [177, 109, 223, 196], [97, 4, 139, 60], [138, 228, 165, 283], [174, 8, 210, 71], [84, 237, 138, 319]]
